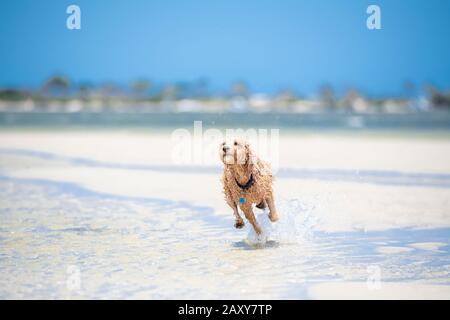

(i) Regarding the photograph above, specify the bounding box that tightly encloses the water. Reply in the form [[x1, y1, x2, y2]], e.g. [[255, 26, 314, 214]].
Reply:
[[2, 111, 450, 130], [1, 175, 448, 299], [0, 120, 449, 299]]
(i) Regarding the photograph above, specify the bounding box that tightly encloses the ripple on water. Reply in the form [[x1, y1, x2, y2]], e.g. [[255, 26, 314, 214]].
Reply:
[[0, 178, 449, 299]]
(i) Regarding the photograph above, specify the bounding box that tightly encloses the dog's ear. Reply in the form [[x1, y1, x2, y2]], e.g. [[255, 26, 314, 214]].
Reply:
[[245, 142, 255, 171]]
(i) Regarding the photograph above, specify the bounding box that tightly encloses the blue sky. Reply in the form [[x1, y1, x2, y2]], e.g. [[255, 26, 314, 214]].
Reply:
[[0, 0, 449, 96]]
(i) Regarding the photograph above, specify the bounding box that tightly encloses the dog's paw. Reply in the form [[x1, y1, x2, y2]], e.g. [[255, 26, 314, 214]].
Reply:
[[269, 212, 279, 222], [234, 220, 245, 229]]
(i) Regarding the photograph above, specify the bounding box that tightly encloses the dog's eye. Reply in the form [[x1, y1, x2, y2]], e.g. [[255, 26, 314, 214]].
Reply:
[[234, 141, 238, 146]]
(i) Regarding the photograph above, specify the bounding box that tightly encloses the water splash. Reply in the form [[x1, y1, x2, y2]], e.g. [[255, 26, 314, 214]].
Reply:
[[246, 197, 321, 247]]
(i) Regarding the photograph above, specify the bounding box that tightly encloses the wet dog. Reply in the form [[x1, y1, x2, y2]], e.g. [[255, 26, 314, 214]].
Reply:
[[219, 138, 278, 235]]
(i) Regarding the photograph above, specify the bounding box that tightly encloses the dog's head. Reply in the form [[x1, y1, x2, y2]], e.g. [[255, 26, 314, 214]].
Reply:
[[219, 137, 254, 166]]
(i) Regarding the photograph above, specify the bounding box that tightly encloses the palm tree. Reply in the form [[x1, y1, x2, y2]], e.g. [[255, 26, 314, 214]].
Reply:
[[131, 79, 152, 98], [42, 75, 70, 97], [318, 84, 336, 110], [230, 80, 249, 97]]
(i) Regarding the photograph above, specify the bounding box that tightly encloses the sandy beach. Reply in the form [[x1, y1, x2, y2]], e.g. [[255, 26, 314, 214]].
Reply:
[[1, 129, 449, 299]]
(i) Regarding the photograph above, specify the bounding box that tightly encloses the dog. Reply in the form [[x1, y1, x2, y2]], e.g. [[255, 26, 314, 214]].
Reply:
[[219, 137, 279, 235]]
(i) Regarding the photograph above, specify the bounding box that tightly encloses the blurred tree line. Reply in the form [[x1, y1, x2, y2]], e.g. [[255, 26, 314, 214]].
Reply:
[[1, 74, 449, 111]]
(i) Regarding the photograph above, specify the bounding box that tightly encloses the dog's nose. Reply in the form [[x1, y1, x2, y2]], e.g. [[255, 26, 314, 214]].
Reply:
[[222, 145, 230, 152]]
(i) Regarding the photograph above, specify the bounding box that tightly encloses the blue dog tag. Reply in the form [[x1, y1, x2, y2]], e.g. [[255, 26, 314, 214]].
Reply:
[[239, 197, 245, 204]]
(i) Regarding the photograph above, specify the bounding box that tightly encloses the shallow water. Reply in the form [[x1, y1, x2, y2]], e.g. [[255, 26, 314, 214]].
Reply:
[[1, 177, 449, 299], [0, 130, 449, 299]]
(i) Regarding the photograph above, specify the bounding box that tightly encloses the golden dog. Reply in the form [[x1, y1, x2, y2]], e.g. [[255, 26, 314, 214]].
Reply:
[[219, 138, 278, 235]]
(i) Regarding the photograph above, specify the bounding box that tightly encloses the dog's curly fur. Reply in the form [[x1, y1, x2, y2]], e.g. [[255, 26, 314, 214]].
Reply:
[[219, 138, 279, 234]]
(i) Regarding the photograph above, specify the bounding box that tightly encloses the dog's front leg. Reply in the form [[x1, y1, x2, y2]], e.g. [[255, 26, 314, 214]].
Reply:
[[241, 204, 262, 235], [223, 181, 244, 229], [232, 204, 245, 229]]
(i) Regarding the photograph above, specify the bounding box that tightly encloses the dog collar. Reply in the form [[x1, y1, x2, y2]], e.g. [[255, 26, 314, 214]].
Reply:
[[235, 174, 254, 191]]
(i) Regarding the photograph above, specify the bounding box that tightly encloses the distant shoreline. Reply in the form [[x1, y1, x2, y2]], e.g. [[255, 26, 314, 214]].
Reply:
[[1, 110, 450, 131]]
